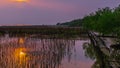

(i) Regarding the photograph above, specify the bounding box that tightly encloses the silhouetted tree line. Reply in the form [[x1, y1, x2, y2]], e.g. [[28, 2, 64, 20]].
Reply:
[[57, 19, 83, 27]]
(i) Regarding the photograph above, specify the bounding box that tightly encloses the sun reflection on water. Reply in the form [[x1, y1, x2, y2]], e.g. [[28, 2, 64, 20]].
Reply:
[[0, 36, 76, 68], [14, 47, 28, 67], [14, 48, 26, 57], [19, 38, 25, 44]]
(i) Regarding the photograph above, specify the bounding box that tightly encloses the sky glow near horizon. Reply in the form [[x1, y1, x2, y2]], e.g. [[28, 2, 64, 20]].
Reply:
[[0, 0, 120, 25]]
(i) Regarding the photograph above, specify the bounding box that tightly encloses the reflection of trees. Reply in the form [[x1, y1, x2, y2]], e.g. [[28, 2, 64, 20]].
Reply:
[[83, 31, 120, 68], [0, 37, 75, 68], [83, 43, 110, 68], [110, 44, 120, 66], [83, 32, 110, 68]]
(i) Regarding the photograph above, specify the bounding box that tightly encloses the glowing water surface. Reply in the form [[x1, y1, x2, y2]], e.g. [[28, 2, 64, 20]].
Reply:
[[0, 35, 93, 68]]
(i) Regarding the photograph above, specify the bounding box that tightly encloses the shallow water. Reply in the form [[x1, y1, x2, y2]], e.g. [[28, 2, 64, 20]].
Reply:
[[0, 35, 93, 68]]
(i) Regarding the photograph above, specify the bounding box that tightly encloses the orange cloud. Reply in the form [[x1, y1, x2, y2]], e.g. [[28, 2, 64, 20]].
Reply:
[[0, 1, 9, 6]]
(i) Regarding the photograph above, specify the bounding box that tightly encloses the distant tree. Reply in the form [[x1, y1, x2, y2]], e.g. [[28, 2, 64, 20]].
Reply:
[[56, 23, 61, 25], [57, 19, 83, 27]]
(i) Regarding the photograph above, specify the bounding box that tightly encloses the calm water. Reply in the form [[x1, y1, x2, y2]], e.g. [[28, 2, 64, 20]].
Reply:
[[0, 34, 93, 68]]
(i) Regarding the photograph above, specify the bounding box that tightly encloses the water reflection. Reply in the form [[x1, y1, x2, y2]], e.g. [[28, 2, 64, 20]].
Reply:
[[83, 32, 120, 68], [83, 43, 110, 68], [0, 36, 75, 68]]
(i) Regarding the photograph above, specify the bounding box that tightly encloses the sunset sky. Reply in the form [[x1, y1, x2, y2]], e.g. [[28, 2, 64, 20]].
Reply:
[[0, 0, 120, 25]]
